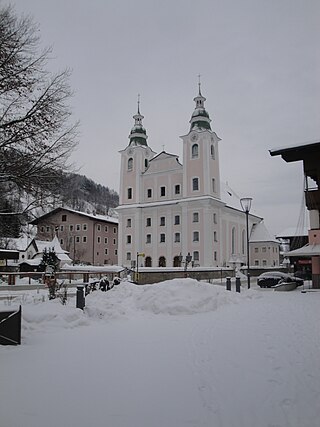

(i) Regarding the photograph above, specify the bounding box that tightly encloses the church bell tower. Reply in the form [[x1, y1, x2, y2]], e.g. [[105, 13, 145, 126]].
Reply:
[[181, 80, 221, 200]]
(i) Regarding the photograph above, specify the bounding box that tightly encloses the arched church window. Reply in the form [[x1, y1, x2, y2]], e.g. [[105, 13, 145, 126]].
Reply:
[[173, 256, 181, 267], [145, 256, 152, 267], [159, 256, 166, 267], [192, 144, 199, 158], [231, 227, 236, 254], [211, 145, 215, 159], [128, 158, 133, 171]]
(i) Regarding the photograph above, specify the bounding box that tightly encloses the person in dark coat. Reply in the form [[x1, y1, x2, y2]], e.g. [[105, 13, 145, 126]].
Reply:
[[99, 278, 107, 292]]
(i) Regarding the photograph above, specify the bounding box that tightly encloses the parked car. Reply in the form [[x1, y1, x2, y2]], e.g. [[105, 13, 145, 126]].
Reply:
[[257, 271, 304, 288]]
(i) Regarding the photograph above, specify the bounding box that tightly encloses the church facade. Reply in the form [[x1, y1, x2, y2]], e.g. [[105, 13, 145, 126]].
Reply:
[[117, 86, 278, 269]]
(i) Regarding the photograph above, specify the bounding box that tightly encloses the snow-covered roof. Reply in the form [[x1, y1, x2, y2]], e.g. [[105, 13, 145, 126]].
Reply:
[[276, 227, 308, 239], [220, 182, 242, 210], [61, 265, 124, 273], [31, 207, 118, 225], [220, 182, 261, 219], [6, 236, 30, 251], [250, 221, 279, 243], [57, 253, 73, 262], [34, 236, 69, 256], [270, 139, 320, 154], [285, 243, 320, 257], [19, 258, 41, 266], [61, 207, 118, 224]]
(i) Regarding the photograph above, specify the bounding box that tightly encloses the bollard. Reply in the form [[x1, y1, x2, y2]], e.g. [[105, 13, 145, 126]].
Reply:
[[226, 277, 231, 291], [247, 272, 251, 289], [236, 277, 241, 293], [76, 285, 85, 310]]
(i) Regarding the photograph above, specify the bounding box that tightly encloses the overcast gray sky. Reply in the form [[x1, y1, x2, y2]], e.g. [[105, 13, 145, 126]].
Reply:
[[12, 0, 320, 235]]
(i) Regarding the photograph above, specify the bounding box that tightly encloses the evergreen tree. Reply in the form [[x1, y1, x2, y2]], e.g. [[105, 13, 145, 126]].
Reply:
[[38, 248, 59, 272]]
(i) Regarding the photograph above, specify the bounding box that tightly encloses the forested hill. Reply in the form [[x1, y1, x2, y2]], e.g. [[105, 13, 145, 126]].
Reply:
[[60, 173, 119, 215], [0, 173, 119, 239]]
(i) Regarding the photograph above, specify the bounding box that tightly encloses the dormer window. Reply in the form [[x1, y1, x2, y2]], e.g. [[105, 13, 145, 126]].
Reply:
[[192, 144, 199, 158], [128, 158, 133, 171]]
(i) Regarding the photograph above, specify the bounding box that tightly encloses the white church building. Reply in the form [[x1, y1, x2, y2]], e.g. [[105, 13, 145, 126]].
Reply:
[[117, 86, 279, 269]]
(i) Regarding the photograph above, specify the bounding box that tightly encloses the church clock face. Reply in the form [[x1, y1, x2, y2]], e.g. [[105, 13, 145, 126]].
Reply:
[[128, 148, 133, 155], [191, 133, 198, 142]]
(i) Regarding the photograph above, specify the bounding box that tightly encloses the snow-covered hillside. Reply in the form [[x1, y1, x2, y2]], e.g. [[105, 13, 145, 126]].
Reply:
[[0, 279, 319, 427]]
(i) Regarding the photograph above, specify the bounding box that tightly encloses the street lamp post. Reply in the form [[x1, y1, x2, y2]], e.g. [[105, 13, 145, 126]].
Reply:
[[240, 197, 253, 289]]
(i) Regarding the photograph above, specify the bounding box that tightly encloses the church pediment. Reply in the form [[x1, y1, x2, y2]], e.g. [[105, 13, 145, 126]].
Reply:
[[146, 151, 182, 173]]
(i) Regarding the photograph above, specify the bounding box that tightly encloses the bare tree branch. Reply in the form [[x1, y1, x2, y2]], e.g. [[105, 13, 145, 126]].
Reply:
[[0, 4, 79, 226]]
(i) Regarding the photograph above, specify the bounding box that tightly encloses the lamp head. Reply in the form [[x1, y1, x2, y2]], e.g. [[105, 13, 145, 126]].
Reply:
[[240, 197, 252, 213]]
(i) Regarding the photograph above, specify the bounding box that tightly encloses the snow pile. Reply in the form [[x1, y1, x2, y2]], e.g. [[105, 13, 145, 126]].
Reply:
[[15, 279, 256, 332], [22, 298, 90, 333], [134, 278, 247, 315], [0, 279, 259, 336], [1, 279, 320, 427]]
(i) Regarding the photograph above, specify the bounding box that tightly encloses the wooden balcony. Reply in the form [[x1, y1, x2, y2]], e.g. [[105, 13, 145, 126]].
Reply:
[[305, 189, 320, 211]]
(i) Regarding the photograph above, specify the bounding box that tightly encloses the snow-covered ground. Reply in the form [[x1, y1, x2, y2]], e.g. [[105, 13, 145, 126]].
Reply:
[[0, 279, 319, 427]]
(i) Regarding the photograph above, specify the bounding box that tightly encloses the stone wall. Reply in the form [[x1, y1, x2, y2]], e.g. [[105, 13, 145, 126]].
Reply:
[[134, 268, 234, 285]]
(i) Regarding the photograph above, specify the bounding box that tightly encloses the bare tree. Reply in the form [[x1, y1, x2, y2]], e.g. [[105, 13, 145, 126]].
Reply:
[[0, 5, 79, 218]]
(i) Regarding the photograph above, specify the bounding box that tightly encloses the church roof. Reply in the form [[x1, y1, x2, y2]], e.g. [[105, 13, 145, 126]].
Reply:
[[220, 182, 261, 219], [150, 151, 180, 161]]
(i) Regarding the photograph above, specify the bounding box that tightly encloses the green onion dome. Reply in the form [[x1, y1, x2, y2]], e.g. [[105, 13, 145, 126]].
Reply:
[[189, 88, 212, 132], [129, 104, 148, 146]]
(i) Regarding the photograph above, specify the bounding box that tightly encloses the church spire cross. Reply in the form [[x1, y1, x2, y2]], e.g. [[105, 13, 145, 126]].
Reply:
[[137, 93, 140, 114], [194, 75, 205, 108], [198, 74, 202, 96]]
